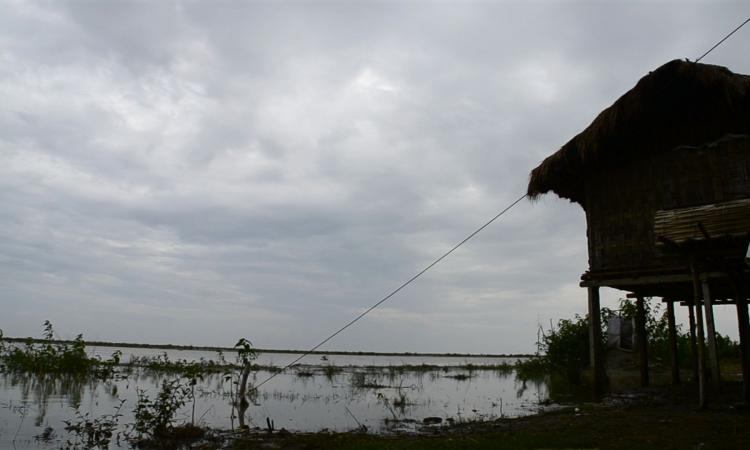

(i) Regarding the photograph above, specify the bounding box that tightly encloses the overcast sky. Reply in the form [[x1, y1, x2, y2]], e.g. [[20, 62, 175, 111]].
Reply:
[[1, 0, 749, 354]]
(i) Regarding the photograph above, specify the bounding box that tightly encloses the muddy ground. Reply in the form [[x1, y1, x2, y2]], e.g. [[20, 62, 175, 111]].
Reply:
[[199, 382, 750, 450]]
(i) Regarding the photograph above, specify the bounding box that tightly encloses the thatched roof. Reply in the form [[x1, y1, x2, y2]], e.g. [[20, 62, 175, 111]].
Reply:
[[527, 60, 750, 205]]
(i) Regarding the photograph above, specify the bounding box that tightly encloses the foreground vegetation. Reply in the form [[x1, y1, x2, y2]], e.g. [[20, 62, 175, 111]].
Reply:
[[0, 322, 260, 449], [0, 321, 121, 376]]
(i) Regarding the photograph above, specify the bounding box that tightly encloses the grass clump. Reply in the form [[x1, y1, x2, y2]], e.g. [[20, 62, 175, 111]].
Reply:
[[513, 357, 548, 381], [322, 364, 342, 379], [445, 373, 472, 381], [295, 369, 315, 377], [0, 321, 120, 376], [128, 352, 227, 374], [130, 378, 191, 439], [351, 371, 387, 389], [63, 399, 125, 450]]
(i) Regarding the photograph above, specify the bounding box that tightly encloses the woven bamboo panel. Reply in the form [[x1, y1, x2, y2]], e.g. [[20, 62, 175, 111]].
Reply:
[[654, 198, 750, 244]]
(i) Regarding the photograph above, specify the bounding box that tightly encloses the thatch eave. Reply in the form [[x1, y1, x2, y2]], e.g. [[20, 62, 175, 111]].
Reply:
[[527, 59, 750, 206]]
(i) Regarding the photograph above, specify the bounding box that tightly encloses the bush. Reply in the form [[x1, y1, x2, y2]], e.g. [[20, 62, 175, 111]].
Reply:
[[535, 298, 741, 384], [63, 400, 125, 450], [513, 356, 548, 381], [0, 321, 117, 375], [537, 315, 590, 383], [130, 378, 191, 439], [610, 298, 739, 369]]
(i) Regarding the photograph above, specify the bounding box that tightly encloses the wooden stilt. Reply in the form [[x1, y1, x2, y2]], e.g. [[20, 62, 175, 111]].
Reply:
[[588, 286, 605, 401], [735, 292, 750, 403], [636, 295, 650, 387], [691, 265, 707, 409], [667, 300, 681, 385], [687, 302, 699, 381], [701, 278, 721, 389]]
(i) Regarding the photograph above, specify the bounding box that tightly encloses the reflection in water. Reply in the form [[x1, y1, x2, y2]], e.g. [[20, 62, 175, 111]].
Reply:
[[0, 351, 549, 450], [1, 372, 114, 427]]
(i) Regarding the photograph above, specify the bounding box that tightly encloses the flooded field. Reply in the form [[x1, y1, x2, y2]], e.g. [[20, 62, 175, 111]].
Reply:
[[0, 347, 548, 449]]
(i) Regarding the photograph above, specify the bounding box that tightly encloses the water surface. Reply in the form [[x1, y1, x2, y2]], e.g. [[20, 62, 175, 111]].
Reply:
[[0, 348, 547, 449]]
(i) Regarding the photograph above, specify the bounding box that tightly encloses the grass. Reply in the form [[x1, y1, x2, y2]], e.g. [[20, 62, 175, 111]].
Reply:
[[128, 353, 229, 373], [2, 338, 526, 381], [322, 364, 343, 378], [351, 371, 388, 389], [6, 324, 749, 450], [0, 322, 290, 379], [513, 356, 549, 381], [0, 321, 120, 377], [444, 373, 472, 381], [0, 336, 530, 359], [295, 369, 315, 377], [2, 323, 531, 380]]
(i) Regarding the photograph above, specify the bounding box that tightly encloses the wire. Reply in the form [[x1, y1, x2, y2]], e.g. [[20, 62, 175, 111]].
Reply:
[[252, 192, 527, 390], [250, 12, 750, 394], [247, 15, 749, 394], [695, 16, 750, 63]]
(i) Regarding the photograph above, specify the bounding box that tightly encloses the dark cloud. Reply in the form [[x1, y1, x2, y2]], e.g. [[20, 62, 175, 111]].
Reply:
[[1, 0, 748, 353]]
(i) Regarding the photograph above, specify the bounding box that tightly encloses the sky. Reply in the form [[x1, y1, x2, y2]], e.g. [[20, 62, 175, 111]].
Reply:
[[1, 0, 749, 354]]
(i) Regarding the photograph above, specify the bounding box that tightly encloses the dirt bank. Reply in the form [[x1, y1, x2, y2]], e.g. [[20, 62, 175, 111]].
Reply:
[[216, 382, 750, 450]]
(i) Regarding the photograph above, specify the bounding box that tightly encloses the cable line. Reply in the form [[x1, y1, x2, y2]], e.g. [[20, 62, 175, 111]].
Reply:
[[253, 192, 527, 390], [695, 16, 750, 62], [252, 13, 750, 393]]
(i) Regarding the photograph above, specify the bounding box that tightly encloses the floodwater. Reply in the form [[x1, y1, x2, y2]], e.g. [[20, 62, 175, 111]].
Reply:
[[0, 347, 548, 449]]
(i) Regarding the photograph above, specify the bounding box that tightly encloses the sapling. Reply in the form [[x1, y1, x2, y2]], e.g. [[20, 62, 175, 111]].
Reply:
[[232, 338, 257, 429]]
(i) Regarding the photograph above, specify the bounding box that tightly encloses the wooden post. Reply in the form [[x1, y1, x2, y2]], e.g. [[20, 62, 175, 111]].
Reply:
[[691, 265, 707, 409], [667, 300, 681, 385], [735, 291, 750, 403], [687, 302, 699, 382], [636, 295, 649, 387], [701, 278, 721, 389], [588, 286, 605, 401]]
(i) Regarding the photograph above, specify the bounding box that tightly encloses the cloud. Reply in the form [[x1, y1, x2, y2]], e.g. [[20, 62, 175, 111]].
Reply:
[[1, 0, 748, 353]]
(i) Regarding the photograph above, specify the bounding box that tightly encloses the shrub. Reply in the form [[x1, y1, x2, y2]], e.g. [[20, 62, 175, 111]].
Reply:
[[537, 315, 590, 383], [0, 321, 116, 375], [534, 298, 741, 384], [610, 298, 739, 369], [63, 400, 125, 450], [130, 378, 191, 439]]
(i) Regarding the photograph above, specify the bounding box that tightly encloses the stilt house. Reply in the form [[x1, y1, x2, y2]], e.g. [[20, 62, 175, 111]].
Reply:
[[527, 60, 750, 401]]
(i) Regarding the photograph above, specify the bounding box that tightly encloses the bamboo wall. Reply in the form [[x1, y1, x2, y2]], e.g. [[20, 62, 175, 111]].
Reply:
[[584, 134, 750, 274]]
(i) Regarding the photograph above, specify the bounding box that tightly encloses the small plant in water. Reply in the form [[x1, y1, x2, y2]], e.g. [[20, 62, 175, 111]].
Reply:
[[182, 364, 205, 426], [34, 426, 57, 444], [446, 373, 472, 381], [130, 379, 191, 439], [376, 392, 399, 420], [392, 392, 409, 410], [128, 352, 224, 373], [63, 399, 125, 450], [322, 364, 342, 379], [296, 368, 315, 377], [224, 337, 257, 429]]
